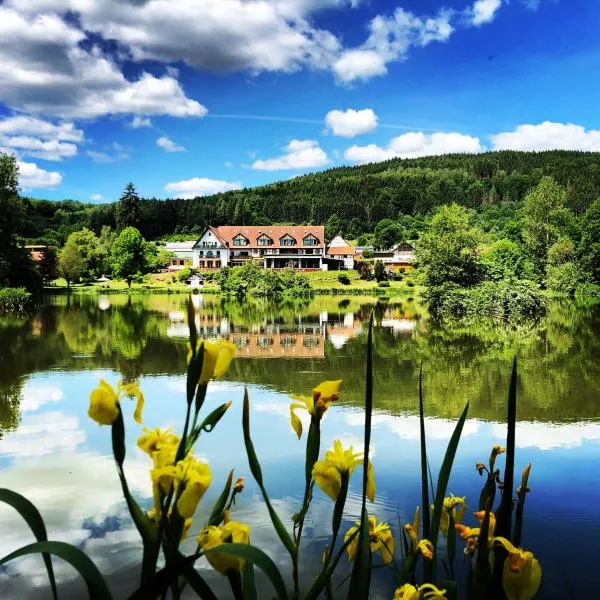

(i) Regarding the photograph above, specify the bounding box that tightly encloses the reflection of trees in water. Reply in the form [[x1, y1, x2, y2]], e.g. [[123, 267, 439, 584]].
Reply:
[[0, 294, 599, 428]]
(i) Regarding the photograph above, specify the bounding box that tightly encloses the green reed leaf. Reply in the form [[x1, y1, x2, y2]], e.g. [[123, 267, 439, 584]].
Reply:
[[474, 504, 492, 595], [187, 343, 204, 407], [347, 315, 374, 600], [206, 543, 289, 600], [208, 469, 235, 527], [199, 401, 232, 434], [242, 388, 296, 560], [496, 357, 517, 539], [419, 362, 431, 541], [187, 295, 197, 356], [0, 489, 58, 600], [242, 560, 258, 600], [0, 541, 112, 600], [305, 417, 321, 489], [181, 563, 220, 600], [426, 401, 469, 583]]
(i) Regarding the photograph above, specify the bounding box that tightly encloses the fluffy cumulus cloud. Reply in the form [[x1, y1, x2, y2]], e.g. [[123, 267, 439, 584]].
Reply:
[[17, 160, 62, 188], [345, 131, 484, 163], [332, 50, 387, 84], [490, 121, 600, 152], [252, 139, 330, 170], [164, 177, 243, 198], [129, 116, 152, 129], [469, 0, 503, 26], [90, 193, 104, 201], [325, 108, 378, 137], [0, 5, 206, 119], [156, 136, 185, 152]]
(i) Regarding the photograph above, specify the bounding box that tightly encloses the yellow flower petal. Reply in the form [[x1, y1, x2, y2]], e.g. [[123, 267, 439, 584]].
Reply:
[[344, 525, 359, 561], [290, 405, 303, 439], [198, 521, 250, 575], [502, 550, 542, 600], [176, 461, 212, 519], [213, 339, 236, 378], [88, 381, 119, 426], [366, 460, 376, 503], [419, 583, 447, 599], [394, 584, 419, 600], [312, 460, 342, 501], [120, 381, 145, 424], [312, 379, 342, 414]]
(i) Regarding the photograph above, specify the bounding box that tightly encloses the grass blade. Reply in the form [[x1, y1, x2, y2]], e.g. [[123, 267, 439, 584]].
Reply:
[[242, 388, 296, 560], [426, 401, 470, 583], [495, 358, 517, 539], [347, 315, 374, 600], [182, 564, 220, 600], [419, 362, 431, 541], [0, 540, 112, 600], [0, 489, 58, 600], [206, 543, 289, 600]]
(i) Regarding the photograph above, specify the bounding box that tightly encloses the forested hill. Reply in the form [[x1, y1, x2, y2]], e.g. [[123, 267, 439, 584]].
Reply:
[[21, 150, 600, 244]]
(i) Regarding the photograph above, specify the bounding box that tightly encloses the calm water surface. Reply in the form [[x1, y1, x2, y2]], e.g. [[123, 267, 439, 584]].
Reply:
[[0, 293, 599, 598]]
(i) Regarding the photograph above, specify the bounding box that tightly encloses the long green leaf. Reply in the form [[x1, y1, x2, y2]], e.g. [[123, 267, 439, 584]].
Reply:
[[242, 561, 258, 600], [242, 388, 296, 560], [426, 401, 469, 583], [208, 469, 234, 527], [182, 564, 220, 600], [347, 316, 374, 600], [0, 541, 112, 600], [419, 362, 431, 541], [0, 489, 58, 600], [206, 543, 288, 600], [495, 357, 517, 538]]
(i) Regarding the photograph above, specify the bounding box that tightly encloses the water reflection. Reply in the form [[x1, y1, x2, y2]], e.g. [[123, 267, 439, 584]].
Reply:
[[0, 294, 599, 598]]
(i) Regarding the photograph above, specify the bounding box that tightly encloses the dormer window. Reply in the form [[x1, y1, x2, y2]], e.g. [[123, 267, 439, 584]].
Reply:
[[304, 234, 319, 246], [233, 234, 249, 246], [257, 234, 273, 246], [280, 234, 296, 247]]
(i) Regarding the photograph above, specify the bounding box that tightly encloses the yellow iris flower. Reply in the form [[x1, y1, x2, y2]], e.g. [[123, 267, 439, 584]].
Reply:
[[345, 515, 394, 564], [419, 584, 448, 599], [187, 339, 236, 385], [312, 439, 375, 502], [474, 510, 496, 538], [198, 514, 251, 575], [432, 494, 467, 537], [404, 506, 434, 560], [137, 428, 180, 457], [289, 380, 342, 439], [174, 455, 212, 519], [88, 379, 144, 426], [394, 584, 419, 600], [494, 537, 542, 600]]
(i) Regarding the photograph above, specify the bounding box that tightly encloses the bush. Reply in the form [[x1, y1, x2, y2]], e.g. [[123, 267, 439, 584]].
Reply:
[[547, 262, 583, 295], [0, 287, 31, 312], [378, 281, 390, 288], [406, 280, 415, 287], [337, 273, 351, 285]]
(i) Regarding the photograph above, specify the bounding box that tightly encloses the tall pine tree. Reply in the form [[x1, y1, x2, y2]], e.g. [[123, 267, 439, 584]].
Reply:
[[116, 183, 141, 231]]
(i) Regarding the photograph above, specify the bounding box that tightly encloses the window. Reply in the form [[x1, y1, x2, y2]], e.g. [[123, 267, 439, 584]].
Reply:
[[257, 235, 273, 246], [304, 234, 319, 246], [233, 235, 248, 246], [280, 234, 296, 247]]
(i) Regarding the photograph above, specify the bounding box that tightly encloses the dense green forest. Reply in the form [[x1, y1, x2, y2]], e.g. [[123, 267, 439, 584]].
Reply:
[[19, 151, 600, 245]]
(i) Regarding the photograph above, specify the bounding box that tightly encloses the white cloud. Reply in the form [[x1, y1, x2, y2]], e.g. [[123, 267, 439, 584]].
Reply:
[[90, 193, 104, 201], [345, 131, 484, 164], [0, 115, 83, 142], [252, 139, 330, 171], [325, 108, 378, 138], [164, 177, 243, 198], [17, 160, 62, 188], [333, 50, 387, 83], [129, 116, 152, 129], [0, 6, 206, 119], [490, 421, 600, 451], [520, 0, 541, 9], [490, 121, 600, 152], [470, 0, 503, 26], [20, 384, 63, 412], [0, 135, 78, 161], [156, 136, 185, 152], [86, 143, 130, 163]]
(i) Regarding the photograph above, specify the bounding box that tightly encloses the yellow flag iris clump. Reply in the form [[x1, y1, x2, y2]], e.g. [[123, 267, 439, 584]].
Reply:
[[345, 515, 394, 564], [187, 339, 236, 385], [393, 583, 447, 599], [494, 537, 542, 600], [434, 494, 467, 537], [312, 439, 375, 502], [198, 513, 251, 575], [88, 379, 144, 426], [289, 379, 342, 439]]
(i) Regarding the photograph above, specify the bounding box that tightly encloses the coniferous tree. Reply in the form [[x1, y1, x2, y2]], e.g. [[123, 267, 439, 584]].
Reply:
[[116, 183, 141, 231]]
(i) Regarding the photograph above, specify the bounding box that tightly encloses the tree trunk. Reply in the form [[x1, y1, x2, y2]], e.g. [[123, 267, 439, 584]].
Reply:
[[127, 278, 132, 288]]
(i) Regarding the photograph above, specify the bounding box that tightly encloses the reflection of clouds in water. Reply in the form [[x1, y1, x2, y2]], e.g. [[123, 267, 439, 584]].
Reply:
[[0, 412, 84, 457], [0, 451, 151, 591], [20, 384, 63, 412], [165, 379, 243, 395], [345, 412, 480, 440], [491, 421, 600, 450]]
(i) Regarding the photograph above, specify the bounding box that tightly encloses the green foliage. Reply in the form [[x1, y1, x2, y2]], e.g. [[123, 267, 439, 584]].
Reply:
[[355, 261, 374, 280], [324, 213, 341, 241], [417, 204, 482, 287], [116, 183, 141, 232], [373, 218, 403, 250], [547, 237, 575, 267], [547, 262, 583, 295], [374, 260, 387, 282], [481, 239, 531, 281], [111, 227, 151, 287], [337, 273, 351, 285], [59, 228, 105, 285], [578, 198, 600, 283], [361, 248, 375, 259], [38, 246, 59, 282], [0, 288, 31, 312], [217, 263, 313, 299], [521, 176, 568, 268]]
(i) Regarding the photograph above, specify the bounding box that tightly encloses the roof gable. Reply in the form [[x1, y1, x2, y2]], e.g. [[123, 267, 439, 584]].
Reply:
[[213, 226, 324, 248]]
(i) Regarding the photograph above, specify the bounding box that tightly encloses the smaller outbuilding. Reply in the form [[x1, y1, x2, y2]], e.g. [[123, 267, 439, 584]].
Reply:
[[186, 274, 204, 289]]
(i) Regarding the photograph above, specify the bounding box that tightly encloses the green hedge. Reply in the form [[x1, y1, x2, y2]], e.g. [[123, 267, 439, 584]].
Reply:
[[0, 287, 32, 312]]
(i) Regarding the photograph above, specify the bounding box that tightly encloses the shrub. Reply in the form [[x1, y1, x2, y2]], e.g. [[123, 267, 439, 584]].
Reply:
[[0, 287, 31, 312], [378, 281, 390, 288], [547, 262, 583, 295], [337, 273, 351, 285]]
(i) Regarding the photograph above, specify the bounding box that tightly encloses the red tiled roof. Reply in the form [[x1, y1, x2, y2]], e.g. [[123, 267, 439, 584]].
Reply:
[[327, 246, 355, 256], [213, 225, 324, 249]]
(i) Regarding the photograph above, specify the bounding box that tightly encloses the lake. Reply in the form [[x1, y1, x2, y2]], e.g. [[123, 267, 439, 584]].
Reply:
[[0, 293, 599, 599]]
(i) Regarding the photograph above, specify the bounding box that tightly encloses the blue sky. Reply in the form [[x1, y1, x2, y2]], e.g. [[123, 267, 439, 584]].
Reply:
[[0, 0, 599, 202]]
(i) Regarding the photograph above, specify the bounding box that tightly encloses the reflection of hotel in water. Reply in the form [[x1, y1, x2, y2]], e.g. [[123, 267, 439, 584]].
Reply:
[[166, 305, 416, 358]]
